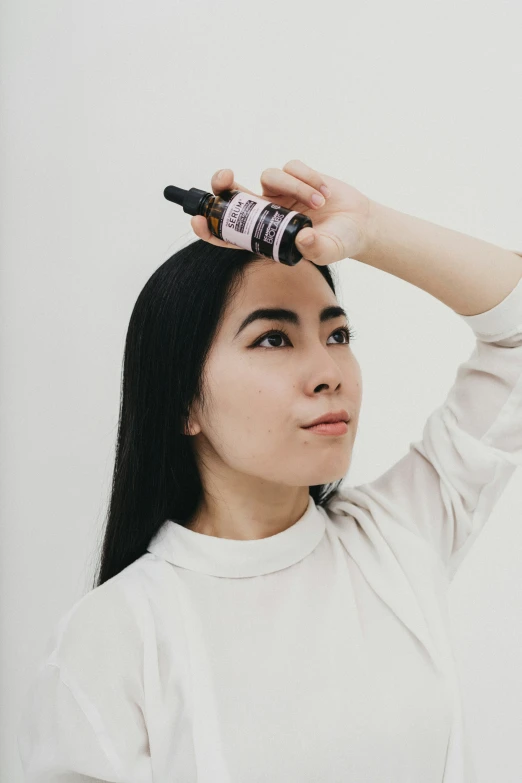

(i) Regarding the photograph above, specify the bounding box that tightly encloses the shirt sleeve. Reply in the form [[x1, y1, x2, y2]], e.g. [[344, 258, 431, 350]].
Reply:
[[17, 580, 153, 782], [336, 272, 522, 581]]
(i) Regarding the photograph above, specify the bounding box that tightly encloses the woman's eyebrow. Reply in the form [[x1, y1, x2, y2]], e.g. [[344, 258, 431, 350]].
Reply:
[[233, 305, 348, 339]]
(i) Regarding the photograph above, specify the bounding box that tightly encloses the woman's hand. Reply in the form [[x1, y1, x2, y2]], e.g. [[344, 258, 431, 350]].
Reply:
[[190, 159, 377, 266]]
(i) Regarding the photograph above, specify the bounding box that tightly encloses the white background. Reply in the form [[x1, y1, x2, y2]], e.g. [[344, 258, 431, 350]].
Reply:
[[1, 1, 521, 780]]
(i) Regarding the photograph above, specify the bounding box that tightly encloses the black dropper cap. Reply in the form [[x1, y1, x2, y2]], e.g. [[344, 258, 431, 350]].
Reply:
[[164, 185, 210, 216]]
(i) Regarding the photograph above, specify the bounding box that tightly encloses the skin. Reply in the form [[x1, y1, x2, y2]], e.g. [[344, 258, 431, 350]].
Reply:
[[183, 158, 522, 540], [183, 256, 363, 540]]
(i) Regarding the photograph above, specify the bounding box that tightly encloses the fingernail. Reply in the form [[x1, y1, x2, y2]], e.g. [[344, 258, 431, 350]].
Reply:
[[311, 194, 325, 207], [320, 185, 331, 198], [301, 233, 315, 246]]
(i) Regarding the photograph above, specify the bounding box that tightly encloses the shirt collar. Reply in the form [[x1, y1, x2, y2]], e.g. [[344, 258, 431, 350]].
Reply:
[[147, 494, 326, 578]]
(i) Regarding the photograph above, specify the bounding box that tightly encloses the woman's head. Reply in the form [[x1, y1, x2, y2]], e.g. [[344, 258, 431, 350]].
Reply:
[[92, 240, 362, 587]]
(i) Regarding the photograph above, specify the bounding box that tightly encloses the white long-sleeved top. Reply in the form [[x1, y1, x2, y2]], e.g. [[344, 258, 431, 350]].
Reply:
[[17, 275, 522, 783]]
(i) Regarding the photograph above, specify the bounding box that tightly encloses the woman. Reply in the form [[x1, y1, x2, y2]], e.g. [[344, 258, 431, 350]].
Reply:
[[17, 160, 522, 782]]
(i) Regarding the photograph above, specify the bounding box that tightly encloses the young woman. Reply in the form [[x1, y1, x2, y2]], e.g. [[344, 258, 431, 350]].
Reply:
[[18, 160, 522, 782]]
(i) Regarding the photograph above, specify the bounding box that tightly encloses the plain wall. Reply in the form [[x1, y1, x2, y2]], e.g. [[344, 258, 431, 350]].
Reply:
[[1, 1, 521, 780]]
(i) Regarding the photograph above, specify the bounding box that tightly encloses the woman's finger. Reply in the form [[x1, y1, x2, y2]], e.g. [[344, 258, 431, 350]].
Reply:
[[210, 168, 259, 198], [190, 215, 238, 249], [260, 160, 329, 210], [190, 215, 227, 247], [282, 159, 331, 197], [294, 227, 346, 266]]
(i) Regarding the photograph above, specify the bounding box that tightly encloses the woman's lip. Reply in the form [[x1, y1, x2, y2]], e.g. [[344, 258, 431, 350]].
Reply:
[[302, 421, 348, 436], [303, 409, 350, 428]]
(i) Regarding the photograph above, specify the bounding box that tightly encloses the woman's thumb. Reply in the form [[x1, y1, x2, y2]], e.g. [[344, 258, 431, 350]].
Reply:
[[295, 228, 332, 265]]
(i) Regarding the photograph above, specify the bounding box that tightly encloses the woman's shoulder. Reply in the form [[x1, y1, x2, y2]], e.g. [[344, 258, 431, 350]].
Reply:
[[41, 552, 164, 676], [18, 557, 164, 776]]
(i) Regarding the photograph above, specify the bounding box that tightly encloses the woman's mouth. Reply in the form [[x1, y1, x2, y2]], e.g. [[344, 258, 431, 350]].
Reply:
[[303, 421, 348, 436]]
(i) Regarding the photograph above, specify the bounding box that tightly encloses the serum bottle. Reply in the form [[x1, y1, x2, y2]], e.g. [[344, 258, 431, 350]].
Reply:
[[164, 184, 313, 266]]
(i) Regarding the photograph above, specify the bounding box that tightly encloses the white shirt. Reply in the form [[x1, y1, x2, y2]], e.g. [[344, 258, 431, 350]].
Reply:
[[17, 276, 522, 783]]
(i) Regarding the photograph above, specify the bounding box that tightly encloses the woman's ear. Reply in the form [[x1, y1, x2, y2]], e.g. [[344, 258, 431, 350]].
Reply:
[[183, 423, 201, 436], [181, 411, 201, 436]]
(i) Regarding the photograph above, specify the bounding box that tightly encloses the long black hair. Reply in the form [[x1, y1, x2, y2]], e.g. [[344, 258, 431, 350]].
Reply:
[[92, 239, 345, 589]]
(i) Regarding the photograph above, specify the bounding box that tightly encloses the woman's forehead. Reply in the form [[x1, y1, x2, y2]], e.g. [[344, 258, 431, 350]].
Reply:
[[234, 257, 335, 306]]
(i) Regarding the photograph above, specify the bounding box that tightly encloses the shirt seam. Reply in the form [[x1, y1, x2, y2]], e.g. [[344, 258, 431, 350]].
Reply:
[[46, 661, 124, 780], [449, 348, 522, 559]]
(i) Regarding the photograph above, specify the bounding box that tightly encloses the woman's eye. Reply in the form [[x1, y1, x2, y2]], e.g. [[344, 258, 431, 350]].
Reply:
[[253, 326, 355, 349]]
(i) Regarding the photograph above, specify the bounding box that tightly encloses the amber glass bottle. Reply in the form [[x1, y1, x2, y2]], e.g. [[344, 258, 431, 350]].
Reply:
[[164, 184, 313, 266]]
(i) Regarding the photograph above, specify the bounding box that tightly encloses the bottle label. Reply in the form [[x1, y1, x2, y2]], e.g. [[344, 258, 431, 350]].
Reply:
[[220, 191, 297, 262]]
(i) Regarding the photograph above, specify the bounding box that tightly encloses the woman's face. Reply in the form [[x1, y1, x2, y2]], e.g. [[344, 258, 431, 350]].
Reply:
[[186, 258, 363, 489]]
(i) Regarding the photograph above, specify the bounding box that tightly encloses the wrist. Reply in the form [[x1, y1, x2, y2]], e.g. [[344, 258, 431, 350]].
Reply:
[[356, 198, 387, 264]]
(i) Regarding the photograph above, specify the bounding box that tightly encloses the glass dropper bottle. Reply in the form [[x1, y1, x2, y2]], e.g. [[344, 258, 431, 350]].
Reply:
[[164, 184, 313, 266]]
